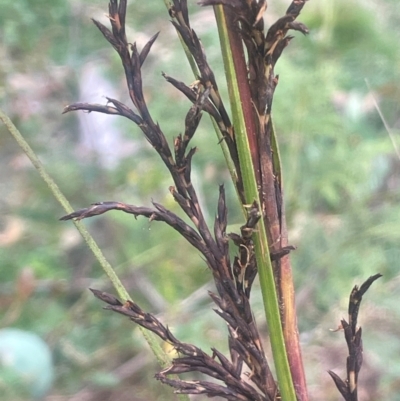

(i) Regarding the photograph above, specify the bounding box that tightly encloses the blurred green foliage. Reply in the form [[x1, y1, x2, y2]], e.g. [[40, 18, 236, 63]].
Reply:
[[1, 0, 400, 400]]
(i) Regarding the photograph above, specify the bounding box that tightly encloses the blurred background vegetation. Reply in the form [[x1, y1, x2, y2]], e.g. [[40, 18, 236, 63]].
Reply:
[[1, 0, 399, 400]]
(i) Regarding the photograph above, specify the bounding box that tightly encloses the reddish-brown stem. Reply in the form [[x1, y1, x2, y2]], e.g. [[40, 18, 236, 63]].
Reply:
[[223, 7, 262, 191]]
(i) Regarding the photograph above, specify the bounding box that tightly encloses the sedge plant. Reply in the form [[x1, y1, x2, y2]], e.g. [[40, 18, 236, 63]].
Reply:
[[1, 1, 383, 400]]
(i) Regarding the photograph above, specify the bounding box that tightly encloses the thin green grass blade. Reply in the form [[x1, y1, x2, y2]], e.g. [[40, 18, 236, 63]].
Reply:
[[0, 108, 180, 380]]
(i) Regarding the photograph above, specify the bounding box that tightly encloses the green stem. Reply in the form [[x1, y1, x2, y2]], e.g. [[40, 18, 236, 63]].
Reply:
[[0, 108, 177, 374], [214, 7, 296, 401]]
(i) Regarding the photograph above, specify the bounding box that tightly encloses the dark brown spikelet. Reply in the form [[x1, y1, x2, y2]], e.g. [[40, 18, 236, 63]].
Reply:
[[328, 274, 382, 401]]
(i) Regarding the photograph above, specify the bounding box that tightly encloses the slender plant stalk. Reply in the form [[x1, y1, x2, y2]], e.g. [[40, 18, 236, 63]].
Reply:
[[214, 7, 297, 401], [0, 108, 185, 384], [271, 119, 308, 400]]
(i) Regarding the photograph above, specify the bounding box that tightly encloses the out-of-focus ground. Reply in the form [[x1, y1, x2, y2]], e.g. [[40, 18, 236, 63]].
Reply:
[[1, 0, 400, 400]]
